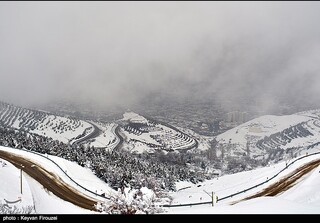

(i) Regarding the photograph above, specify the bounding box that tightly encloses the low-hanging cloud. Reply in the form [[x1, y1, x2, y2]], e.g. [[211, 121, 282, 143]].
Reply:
[[0, 1, 320, 113]]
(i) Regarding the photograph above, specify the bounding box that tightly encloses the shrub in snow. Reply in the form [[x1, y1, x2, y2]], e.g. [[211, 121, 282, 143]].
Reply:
[[0, 202, 35, 214], [95, 187, 164, 214]]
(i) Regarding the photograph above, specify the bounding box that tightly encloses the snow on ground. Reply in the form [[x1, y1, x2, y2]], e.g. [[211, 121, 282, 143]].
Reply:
[[164, 149, 320, 214], [125, 140, 157, 154], [0, 146, 116, 213], [166, 196, 320, 214], [24, 174, 94, 214], [122, 112, 148, 123], [282, 134, 318, 150], [85, 122, 117, 148], [31, 115, 92, 144], [122, 130, 161, 146], [177, 126, 212, 151], [216, 114, 311, 147], [297, 109, 320, 118], [0, 155, 92, 214], [1, 143, 320, 214], [47, 155, 115, 197], [121, 112, 197, 153], [0, 158, 33, 210], [280, 164, 320, 206]]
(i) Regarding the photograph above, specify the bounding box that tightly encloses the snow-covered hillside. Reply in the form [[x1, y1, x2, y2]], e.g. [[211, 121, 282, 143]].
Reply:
[[1, 145, 319, 214], [0, 146, 160, 214], [0, 102, 118, 149], [217, 114, 309, 147], [119, 112, 197, 154], [0, 158, 93, 214], [0, 102, 92, 144], [1, 101, 320, 214], [214, 110, 320, 164], [164, 150, 320, 214]]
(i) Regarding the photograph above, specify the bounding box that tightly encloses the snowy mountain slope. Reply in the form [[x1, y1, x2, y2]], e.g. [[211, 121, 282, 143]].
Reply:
[[0, 146, 161, 214], [0, 146, 115, 213], [0, 146, 115, 201], [213, 110, 320, 165], [174, 125, 213, 151], [164, 151, 320, 214], [2, 101, 320, 214], [217, 114, 310, 146], [118, 112, 197, 154], [0, 101, 92, 144], [2, 145, 319, 214], [0, 101, 117, 148]]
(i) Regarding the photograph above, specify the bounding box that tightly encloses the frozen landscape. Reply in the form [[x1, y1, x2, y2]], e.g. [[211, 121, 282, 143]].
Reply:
[[1, 144, 320, 214], [1, 104, 320, 214], [1, 1, 320, 216]]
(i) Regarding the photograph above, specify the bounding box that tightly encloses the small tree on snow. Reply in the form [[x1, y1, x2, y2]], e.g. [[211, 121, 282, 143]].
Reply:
[[95, 187, 164, 214], [0, 202, 35, 214]]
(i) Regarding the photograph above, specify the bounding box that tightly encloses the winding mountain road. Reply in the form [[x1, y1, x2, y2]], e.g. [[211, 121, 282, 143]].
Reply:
[[71, 121, 102, 146], [0, 150, 101, 211], [2, 147, 318, 211], [232, 158, 320, 204]]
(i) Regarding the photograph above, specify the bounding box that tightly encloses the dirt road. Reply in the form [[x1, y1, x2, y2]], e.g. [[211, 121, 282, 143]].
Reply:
[[0, 150, 101, 211], [232, 158, 320, 204]]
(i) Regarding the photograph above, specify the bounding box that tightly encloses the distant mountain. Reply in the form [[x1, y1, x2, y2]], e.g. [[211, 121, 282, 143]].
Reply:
[[2, 100, 320, 174], [1, 100, 320, 214], [213, 109, 320, 167], [117, 111, 198, 154], [0, 101, 117, 149], [0, 101, 200, 154]]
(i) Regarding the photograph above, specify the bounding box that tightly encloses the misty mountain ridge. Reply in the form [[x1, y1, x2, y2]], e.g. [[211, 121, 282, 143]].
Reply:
[[1, 98, 320, 214], [1, 100, 319, 175]]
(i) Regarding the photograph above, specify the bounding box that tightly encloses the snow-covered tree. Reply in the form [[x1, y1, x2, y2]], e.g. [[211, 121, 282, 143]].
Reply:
[[95, 187, 165, 214]]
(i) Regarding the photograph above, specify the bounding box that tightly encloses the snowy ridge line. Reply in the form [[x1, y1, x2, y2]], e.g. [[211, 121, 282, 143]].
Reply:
[[2, 146, 111, 201], [161, 147, 320, 208]]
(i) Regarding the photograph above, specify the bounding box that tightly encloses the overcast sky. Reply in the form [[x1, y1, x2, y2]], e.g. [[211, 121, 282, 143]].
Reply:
[[0, 1, 320, 112]]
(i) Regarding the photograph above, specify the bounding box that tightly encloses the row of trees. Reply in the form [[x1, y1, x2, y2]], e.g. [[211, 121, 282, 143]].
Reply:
[[256, 122, 313, 151], [0, 101, 86, 136], [0, 126, 216, 194]]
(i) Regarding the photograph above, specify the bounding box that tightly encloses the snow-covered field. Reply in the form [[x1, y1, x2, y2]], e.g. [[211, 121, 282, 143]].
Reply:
[[31, 115, 92, 144], [1, 144, 320, 214], [216, 114, 310, 148], [0, 158, 34, 212]]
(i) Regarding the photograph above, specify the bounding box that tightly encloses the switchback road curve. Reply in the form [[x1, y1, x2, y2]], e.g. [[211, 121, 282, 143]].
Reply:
[[71, 121, 102, 146]]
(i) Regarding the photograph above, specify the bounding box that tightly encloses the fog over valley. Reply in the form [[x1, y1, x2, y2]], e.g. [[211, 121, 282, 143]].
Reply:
[[2, 2, 320, 215], [1, 1, 320, 114]]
